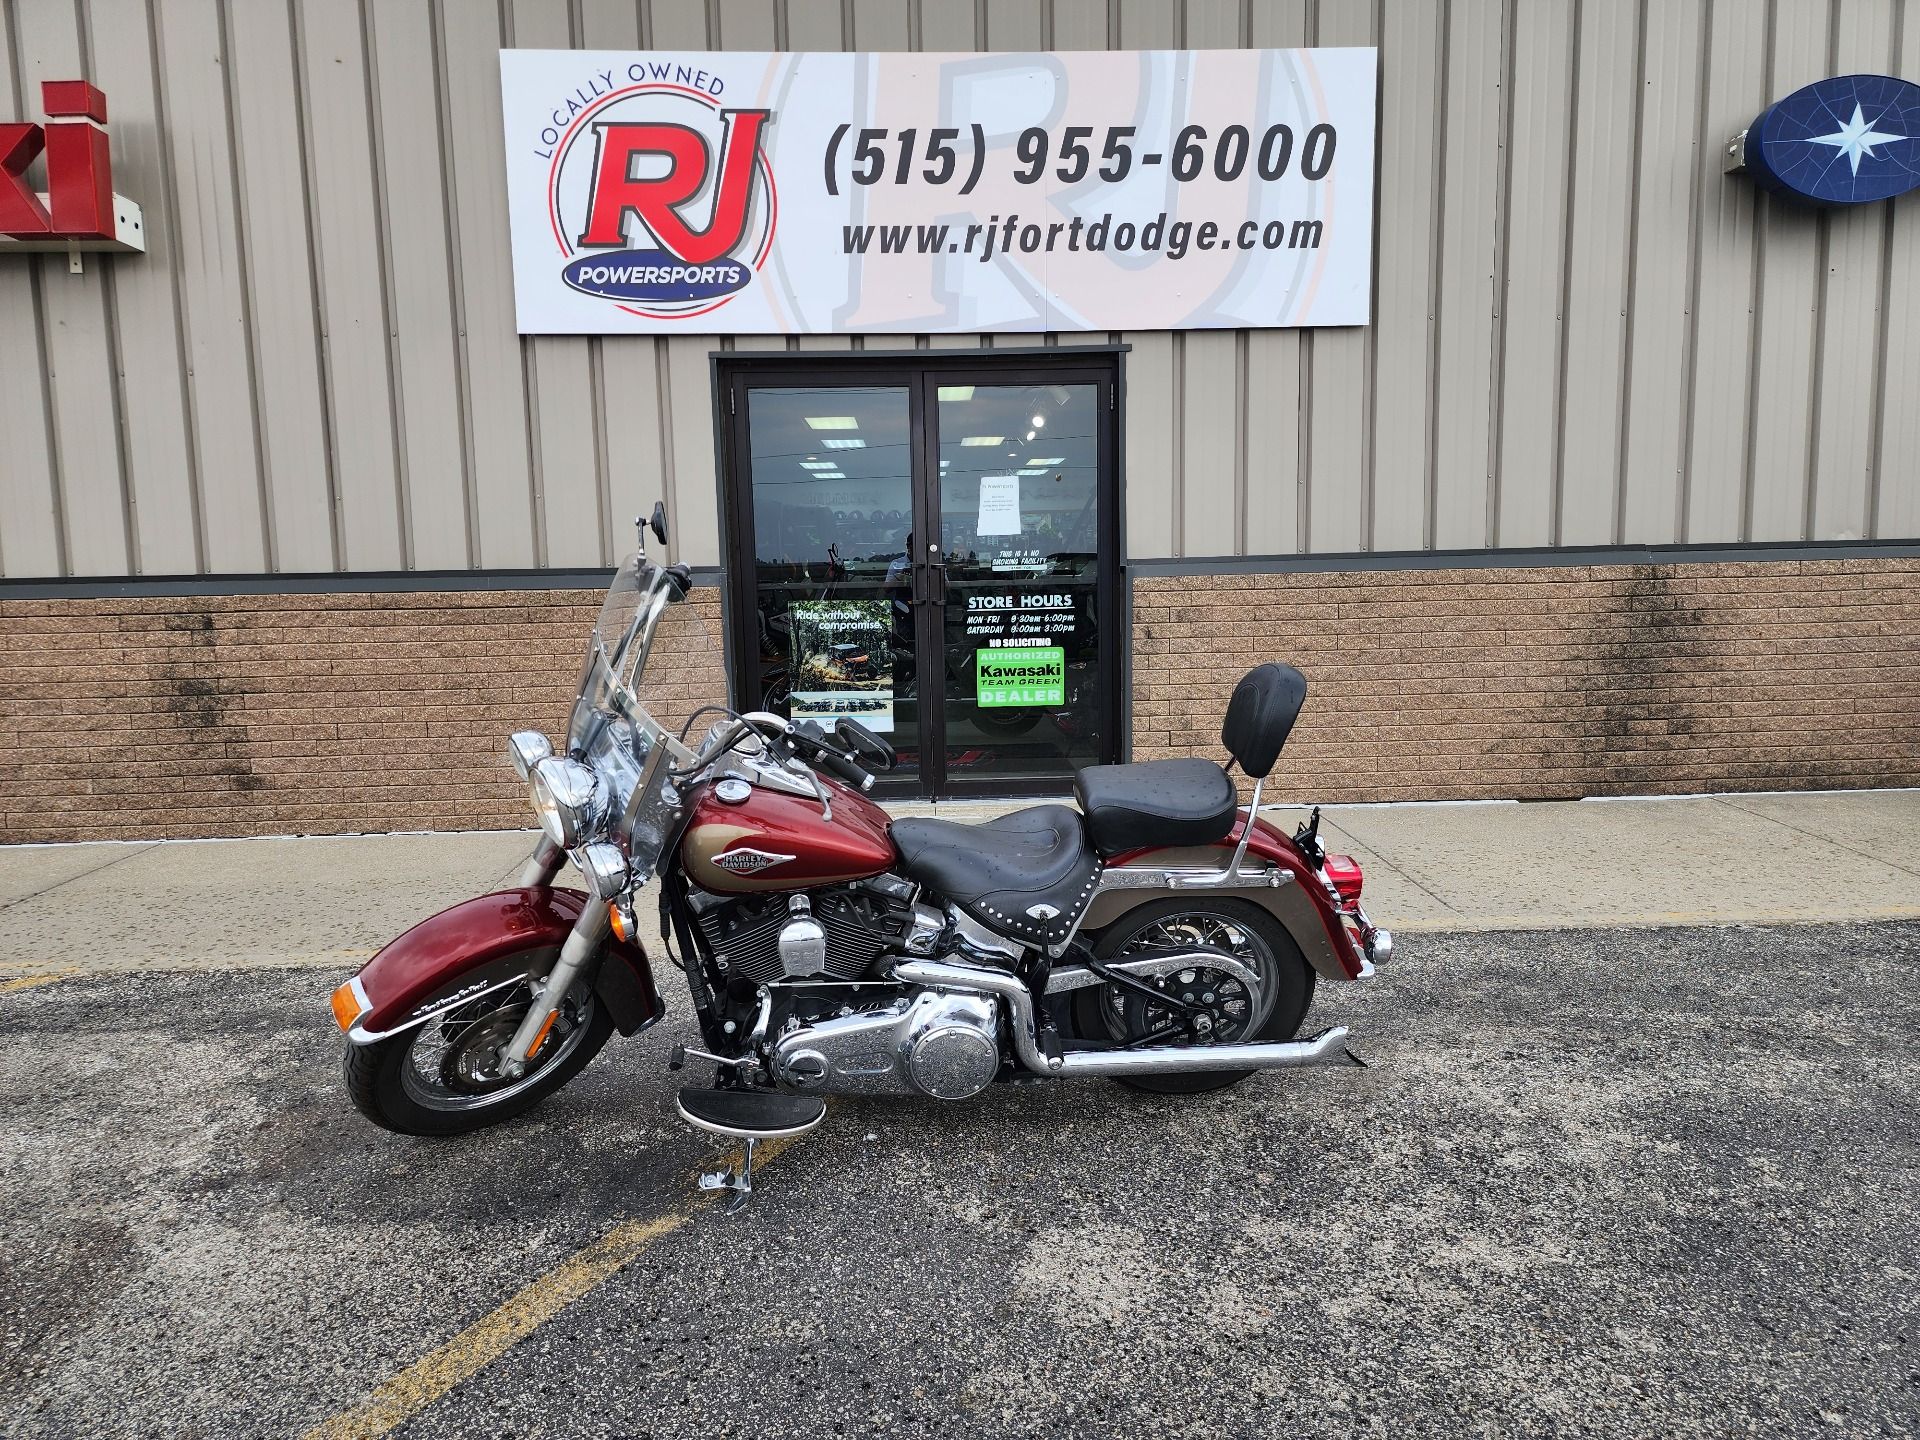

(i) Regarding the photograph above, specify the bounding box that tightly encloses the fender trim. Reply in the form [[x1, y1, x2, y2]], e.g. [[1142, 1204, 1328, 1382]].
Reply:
[[344, 887, 662, 1041]]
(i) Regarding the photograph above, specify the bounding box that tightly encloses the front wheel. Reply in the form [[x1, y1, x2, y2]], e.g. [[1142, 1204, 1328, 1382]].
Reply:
[[1070, 896, 1316, 1095], [344, 972, 612, 1136]]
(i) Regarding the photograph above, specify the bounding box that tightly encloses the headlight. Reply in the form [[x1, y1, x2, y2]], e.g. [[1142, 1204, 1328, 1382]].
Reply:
[[508, 730, 553, 780], [575, 841, 630, 900], [529, 756, 603, 848]]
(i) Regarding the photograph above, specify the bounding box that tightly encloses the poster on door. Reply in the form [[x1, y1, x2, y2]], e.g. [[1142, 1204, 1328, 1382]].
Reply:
[[788, 599, 896, 733]]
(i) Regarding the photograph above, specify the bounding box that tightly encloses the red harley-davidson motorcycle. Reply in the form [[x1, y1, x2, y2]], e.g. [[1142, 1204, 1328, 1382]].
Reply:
[[330, 507, 1391, 1208]]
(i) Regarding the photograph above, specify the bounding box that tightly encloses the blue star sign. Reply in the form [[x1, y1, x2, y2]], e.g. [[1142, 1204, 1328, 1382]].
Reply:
[[1734, 74, 1920, 207]]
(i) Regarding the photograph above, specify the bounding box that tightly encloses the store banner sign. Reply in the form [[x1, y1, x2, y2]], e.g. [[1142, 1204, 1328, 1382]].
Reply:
[[499, 47, 1376, 335]]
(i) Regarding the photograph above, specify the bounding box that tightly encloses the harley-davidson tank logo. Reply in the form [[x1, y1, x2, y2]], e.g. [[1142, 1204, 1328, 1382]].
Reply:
[[712, 846, 796, 876]]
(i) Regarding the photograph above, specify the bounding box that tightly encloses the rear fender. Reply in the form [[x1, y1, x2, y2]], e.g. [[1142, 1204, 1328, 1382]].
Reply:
[[1086, 819, 1364, 981], [342, 886, 663, 1042]]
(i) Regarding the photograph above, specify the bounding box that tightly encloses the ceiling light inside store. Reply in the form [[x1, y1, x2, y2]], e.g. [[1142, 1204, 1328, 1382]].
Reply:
[[805, 416, 858, 430], [1017, 469, 1047, 477], [937, 386, 975, 401], [813, 470, 845, 479], [1031, 414, 1046, 427], [821, 438, 866, 449], [1027, 457, 1064, 465], [800, 461, 837, 470], [960, 436, 1003, 446]]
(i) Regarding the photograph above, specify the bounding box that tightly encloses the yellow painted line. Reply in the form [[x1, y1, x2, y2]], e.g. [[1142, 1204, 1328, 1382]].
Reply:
[[0, 971, 80, 994], [302, 1132, 806, 1440]]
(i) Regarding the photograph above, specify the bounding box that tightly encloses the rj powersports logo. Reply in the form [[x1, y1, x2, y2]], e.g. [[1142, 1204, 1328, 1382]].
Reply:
[[545, 72, 775, 320]]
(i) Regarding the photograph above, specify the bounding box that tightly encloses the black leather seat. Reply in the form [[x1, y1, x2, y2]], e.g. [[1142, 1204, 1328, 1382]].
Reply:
[[1073, 757, 1239, 858], [889, 804, 1101, 948]]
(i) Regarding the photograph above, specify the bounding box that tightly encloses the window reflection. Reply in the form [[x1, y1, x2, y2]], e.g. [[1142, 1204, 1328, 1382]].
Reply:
[[748, 386, 912, 583], [936, 384, 1099, 580]]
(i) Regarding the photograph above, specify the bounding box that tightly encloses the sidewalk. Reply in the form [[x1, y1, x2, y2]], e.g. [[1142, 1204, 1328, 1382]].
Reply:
[[2, 791, 1915, 978]]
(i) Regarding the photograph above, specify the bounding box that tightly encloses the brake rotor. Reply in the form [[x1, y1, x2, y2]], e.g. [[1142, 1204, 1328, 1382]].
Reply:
[[438, 1005, 530, 1095]]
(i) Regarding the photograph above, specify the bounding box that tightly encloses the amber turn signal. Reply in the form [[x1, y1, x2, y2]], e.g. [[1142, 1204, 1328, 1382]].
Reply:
[[608, 899, 632, 942], [329, 979, 366, 1032], [526, 1007, 560, 1059]]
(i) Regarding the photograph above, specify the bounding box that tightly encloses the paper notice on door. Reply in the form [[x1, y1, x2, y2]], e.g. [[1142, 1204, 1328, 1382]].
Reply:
[[975, 475, 1022, 536]]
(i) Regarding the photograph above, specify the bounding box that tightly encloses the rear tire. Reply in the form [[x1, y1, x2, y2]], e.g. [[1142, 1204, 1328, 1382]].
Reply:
[[343, 974, 613, 1137], [1070, 896, 1316, 1095]]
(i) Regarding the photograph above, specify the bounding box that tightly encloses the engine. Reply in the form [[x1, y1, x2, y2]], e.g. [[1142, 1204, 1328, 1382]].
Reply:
[[688, 877, 1006, 1100], [687, 876, 929, 985], [770, 990, 1002, 1100]]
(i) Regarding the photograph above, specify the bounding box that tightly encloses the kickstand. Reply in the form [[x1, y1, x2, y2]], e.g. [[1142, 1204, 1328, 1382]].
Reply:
[[697, 1136, 759, 1214], [1343, 1046, 1369, 1069]]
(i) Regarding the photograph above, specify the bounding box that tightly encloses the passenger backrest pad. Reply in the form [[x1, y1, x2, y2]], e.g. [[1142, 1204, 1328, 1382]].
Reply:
[[1219, 663, 1308, 779]]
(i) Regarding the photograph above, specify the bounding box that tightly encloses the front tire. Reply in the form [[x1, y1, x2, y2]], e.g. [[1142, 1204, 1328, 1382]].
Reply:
[[1070, 896, 1316, 1095], [344, 973, 613, 1136]]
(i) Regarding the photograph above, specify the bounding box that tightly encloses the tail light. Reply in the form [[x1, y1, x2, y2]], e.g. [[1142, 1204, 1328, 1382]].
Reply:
[[1324, 854, 1363, 907]]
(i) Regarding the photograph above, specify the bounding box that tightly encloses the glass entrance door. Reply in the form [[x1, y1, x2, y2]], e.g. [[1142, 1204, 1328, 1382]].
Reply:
[[736, 382, 923, 778], [723, 356, 1120, 797], [931, 379, 1109, 786]]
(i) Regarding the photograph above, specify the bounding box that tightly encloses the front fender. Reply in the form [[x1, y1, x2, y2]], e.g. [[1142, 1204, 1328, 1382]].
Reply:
[[341, 886, 663, 1042]]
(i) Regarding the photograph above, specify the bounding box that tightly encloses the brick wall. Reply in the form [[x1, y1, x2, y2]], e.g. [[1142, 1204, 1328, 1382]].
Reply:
[[1132, 557, 1920, 802], [0, 585, 729, 843], [2, 557, 1915, 843]]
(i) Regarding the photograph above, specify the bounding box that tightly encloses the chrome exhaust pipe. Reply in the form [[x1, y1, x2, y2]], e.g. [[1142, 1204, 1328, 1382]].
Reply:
[[1046, 1026, 1352, 1076], [892, 958, 1356, 1078]]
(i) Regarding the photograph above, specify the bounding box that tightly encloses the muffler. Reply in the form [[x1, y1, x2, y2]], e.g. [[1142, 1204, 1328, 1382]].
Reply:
[[891, 958, 1358, 1078], [1045, 1025, 1353, 1076]]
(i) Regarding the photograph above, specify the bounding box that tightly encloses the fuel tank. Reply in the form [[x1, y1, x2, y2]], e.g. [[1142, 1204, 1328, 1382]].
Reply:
[[681, 776, 895, 894]]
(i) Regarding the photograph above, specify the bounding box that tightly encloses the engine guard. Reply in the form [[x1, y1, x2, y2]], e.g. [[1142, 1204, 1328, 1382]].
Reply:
[[340, 886, 663, 1043]]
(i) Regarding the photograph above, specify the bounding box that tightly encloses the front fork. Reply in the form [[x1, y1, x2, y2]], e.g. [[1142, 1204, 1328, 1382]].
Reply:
[[515, 836, 565, 889], [499, 838, 603, 1079]]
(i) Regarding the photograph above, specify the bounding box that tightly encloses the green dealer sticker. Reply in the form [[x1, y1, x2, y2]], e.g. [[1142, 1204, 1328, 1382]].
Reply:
[[975, 646, 1065, 707]]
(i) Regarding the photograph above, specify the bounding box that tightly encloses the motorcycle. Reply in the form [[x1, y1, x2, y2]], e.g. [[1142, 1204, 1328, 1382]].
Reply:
[[330, 505, 1393, 1209]]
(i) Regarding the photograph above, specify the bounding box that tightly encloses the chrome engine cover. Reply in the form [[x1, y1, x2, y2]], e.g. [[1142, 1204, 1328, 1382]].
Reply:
[[771, 990, 1002, 1100]]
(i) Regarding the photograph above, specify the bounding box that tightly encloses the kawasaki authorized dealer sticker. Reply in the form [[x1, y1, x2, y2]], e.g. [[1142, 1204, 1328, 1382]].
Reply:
[[976, 647, 1066, 707]]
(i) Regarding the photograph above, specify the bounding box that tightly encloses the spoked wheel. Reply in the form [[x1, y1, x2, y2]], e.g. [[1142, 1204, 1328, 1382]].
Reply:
[[343, 969, 612, 1136], [1071, 897, 1316, 1095]]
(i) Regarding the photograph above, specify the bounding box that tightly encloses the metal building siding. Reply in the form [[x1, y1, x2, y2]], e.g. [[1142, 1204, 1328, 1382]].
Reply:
[[1, 0, 1916, 579]]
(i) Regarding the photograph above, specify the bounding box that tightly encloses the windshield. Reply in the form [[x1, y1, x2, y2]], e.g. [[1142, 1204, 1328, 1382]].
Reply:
[[573, 552, 718, 754], [567, 552, 720, 870]]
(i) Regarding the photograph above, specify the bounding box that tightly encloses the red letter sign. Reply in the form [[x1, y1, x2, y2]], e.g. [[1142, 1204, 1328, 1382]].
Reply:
[[0, 122, 52, 233], [2, 80, 128, 245], [42, 80, 113, 238]]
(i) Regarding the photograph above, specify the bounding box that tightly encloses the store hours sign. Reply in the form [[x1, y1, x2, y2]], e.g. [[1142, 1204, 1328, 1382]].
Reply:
[[499, 47, 1377, 335]]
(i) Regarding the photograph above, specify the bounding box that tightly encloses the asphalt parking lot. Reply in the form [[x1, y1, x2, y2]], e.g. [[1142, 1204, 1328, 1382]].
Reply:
[[3, 919, 1916, 1439]]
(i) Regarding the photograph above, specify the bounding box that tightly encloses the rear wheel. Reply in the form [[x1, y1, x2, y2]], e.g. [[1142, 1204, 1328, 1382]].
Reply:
[[343, 971, 612, 1136], [1070, 897, 1316, 1095]]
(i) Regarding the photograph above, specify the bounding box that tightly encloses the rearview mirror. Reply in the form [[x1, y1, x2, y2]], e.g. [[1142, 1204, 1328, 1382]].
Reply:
[[834, 718, 896, 772], [649, 501, 668, 546]]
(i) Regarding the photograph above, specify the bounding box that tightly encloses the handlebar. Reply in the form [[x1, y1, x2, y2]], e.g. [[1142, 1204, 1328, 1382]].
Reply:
[[814, 746, 876, 793], [670, 710, 875, 793]]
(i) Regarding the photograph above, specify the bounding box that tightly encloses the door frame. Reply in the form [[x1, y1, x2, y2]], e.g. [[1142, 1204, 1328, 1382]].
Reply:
[[711, 344, 1129, 799]]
